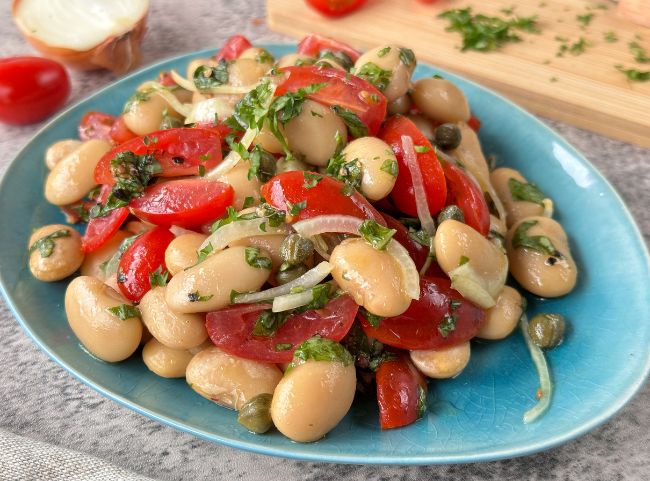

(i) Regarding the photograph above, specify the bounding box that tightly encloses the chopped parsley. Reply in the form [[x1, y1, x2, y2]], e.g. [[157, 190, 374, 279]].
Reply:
[[508, 178, 546, 205], [192, 242, 214, 267], [377, 46, 391, 57], [358, 220, 396, 250], [330, 105, 368, 138], [29, 229, 70, 258], [303, 171, 323, 189], [512, 220, 563, 257], [286, 200, 307, 216], [193, 62, 229, 91], [438, 313, 457, 337], [255, 49, 274, 64], [107, 304, 141, 321], [416, 385, 427, 418], [399, 48, 416, 67], [355, 62, 392, 91], [123, 90, 151, 113], [230, 81, 275, 132], [458, 255, 470, 266], [615, 66, 650, 82], [253, 310, 291, 337], [629, 41, 650, 63], [291, 336, 353, 368], [414, 145, 431, 153], [275, 343, 293, 351], [188, 291, 213, 302], [603, 31, 618, 43], [380, 158, 398, 176], [556, 37, 590, 57], [576, 13, 594, 28], [149, 266, 169, 288], [245, 246, 273, 270], [318, 50, 354, 71], [326, 152, 363, 196], [243, 196, 255, 209], [359, 307, 385, 328]]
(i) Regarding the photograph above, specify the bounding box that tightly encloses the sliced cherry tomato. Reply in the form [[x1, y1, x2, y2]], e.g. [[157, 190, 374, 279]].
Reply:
[[376, 353, 427, 429], [468, 115, 481, 132], [130, 179, 234, 229], [109, 115, 137, 144], [275, 66, 386, 136], [206, 295, 358, 363], [359, 276, 485, 350], [117, 226, 175, 302], [380, 115, 447, 217], [442, 161, 490, 236], [81, 185, 129, 253], [296, 33, 361, 61], [79, 111, 116, 142], [157, 71, 177, 87], [94, 128, 223, 185], [212, 35, 252, 62], [0, 57, 69, 125], [261, 171, 386, 225]]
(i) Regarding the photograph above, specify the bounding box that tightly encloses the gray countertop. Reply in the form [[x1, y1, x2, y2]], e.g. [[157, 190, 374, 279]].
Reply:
[[0, 1, 648, 480]]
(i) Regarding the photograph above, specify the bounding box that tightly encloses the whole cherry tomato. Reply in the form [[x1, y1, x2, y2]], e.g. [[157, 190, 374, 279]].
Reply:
[[261, 171, 386, 225], [206, 295, 358, 363], [129, 179, 234, 229], [117, 226, 175, 302], [296, 33, 361, 61], [0, 56, 69, 125], [380, 115, 447, 217], [275, 65, 386, 136], [376, 353, 427, 429], [359, 276, 485, 350], [443, 161, 490, 236], [304, 0, 367, 18], [212, 35, 253, 62], [81, 185, 129, 253]]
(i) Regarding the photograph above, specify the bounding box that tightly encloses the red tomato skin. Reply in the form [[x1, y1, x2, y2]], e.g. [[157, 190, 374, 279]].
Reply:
[[261, 171, 386, 225], [94, 128, 223, 185], [129, 179, 234, 229], [296, 33, 362, 61], [157, 71, 176, 87], [109, 116, 137, 144], [443, 161, 490, 236], [376, 353, 427, 429], [117, 227, 175, 302], [359, 277, 485, 350], [275, 66, 386, 136], [380, 115, 447, 217], [81, 185, 129, 253], [79, 111, 115, 142], [212, 35, 253, 62], [468, 115, 481, 132], [0, 57, 69, 125], [206, 295, 358, 363]]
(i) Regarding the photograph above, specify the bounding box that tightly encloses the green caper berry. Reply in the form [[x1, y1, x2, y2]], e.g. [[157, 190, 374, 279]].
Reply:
[[256, 150, 277, 183], [237, 393, 273, 434], [280, 234, 314, 266], [275, 264, 308, 285], [528, 313, 566, 349], [437, 205, 465, 224], [434, 123, 462, 150], [159, 115, 183, 130]]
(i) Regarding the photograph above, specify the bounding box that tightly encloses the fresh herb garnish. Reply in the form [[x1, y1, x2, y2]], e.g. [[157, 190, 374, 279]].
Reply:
[[377, 46, 391, 57], [29, 229, 70, 258], [318, 50, 354, 70], [123, 90, 151, 113], [359, 307, 385, 328], [604, 31, 618, 43], [341, 322, 395, 371], [615, 65, 650, 81], [255, 49, 274, 64], [275, 343, 293, 351], [512, 220, 562, 257], [107, 304, 141, 320], [629, 41, 650, 63], [290, 336, 354, 368], [438, 313, 457, 337], [576, 13, 594, 27], [243, 196, 255, 209], [149, 266, 169, 288], [192, 242, 214, 267], [414, 145, 431, 153], [188, 291, 214, 302], [399, 48, 416, 67], [416, 385, 427, 418], [358, 220, 396, 250], [193, 62, 229, 91], [253, 310, 291, 337], [230, 81, 275, 131], [557, 37, 590, 57], [245, 246, 273, 270], [99, 234, 139, 276], [303, 171, 323, 189], [380, 158, 398, 177], [458, 255, 470, 266], [355, 62, 392, 91], [508, 178, 546, 205], [286, 200, 307, 217], [326, 152, 363, 196], [330, 105, 368, 138]]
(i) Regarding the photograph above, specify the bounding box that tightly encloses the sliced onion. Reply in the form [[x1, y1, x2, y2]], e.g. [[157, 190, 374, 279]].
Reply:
[[185, 97, 227, 125], [447, 263, 497, 309], [272, 287, 325, 313], [542, 198, 554, 218], [520, 314, 552, 423], [199, 218, 289, 254], [169, 69, 259, 95], [13, 0, 148, 74], [150, 88, 193, 118], [401, 135, 436, 236], [233, 261, 332, 304], [293, 214, 420, 300]]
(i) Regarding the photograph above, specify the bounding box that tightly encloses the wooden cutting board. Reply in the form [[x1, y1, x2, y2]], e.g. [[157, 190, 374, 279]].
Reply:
[[267, 0, 650, 148]]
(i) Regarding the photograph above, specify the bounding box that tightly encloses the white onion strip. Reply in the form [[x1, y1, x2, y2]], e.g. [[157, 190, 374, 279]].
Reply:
[[520, 314, 553, 423], [170, 69, 259, 95], [447, 263, 497, 309], [233, 262, 332, 304], [199, 218, 289, 254], [272, 289, 318, 313], [292, 215, 420, 300]]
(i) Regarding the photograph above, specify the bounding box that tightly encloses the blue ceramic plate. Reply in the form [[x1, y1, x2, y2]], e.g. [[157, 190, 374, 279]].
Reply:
[[1, 45, 649, 464]]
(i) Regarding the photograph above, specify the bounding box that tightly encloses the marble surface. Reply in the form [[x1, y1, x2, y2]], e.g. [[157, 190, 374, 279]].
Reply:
[[0, 0, 648, 480]]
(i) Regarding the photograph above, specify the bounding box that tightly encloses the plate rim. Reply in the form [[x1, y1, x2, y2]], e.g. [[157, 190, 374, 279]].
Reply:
[[1, 43, 649, 465]]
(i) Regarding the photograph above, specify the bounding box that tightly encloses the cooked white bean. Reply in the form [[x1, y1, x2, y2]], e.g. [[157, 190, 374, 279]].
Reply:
[[341, 137, 398, 201], [253, 122, 284, 154], [217, 159, 262, 210], [284, 99, 347, 166], [491, 167, 546, 228], [330, 238, 411, 317], [410, 342, 470, 379], [186, 346, 282, 410], [276, 53, 314, 68], [81, 230, 130, 279], [165, 246, 271, 313], [45, 139, 82, 170], [387, 94, 412, 115], [506, 216, 577, 297], [228, 58, 268, 87], [229, 234, 286, 272], [29, 225, 84, 282], [45, 139, 111, 206], [354, 45, 415, 102], [139, 286, 207, 349], [142, 338, 194, 378], [123, 90, 183, 136], [165, 233, 208, 276], [411, 78, 470, 123], [238, 47, 275, 69], [477, 286, 523, 340], [65, 276, 142, 362]]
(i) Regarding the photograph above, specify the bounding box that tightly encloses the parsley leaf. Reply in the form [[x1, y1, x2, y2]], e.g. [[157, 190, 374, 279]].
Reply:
[[253, 310, 291, 337], [318, 50, 354, 70], [303, 172, 323, 189], [576, 13, 594, 27], [291, 336, 353, 368], [399, 48, 416, 67], [188, 291, 213, 302], [149, 266, 169, 288], [29, 229, 70, 258], [459, 255, 470, 266], [380, 158, 398, 176], [438, 313, 457, 337], [99, 234, 139, 276], [508, 178, 546, 205], [355, 62, 392, 91], [107, 304, 141, 321], [615, 65, 650, 82], [123, 90, 151, 114], [231, 81, 275, 131], [629, 41, 650, 63], [512, 220, 563, 257], [359, 307, 385, 328], [286, 200, 307, 216], [326, 152, 362, 196], [255, 49, 274, 64], [603, 31, 618, 43], [416, 385, 427, 418], [330, 105, 368, 138], [358, 220, 396, 250], [193, 62, 229, 91], [245, 246, 273, 270], [275, 343, 293, 351], [377, 46, 391, 57]]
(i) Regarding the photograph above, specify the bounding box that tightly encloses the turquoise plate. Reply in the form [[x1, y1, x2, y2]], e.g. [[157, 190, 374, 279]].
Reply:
[[1, 45, 649, 464]]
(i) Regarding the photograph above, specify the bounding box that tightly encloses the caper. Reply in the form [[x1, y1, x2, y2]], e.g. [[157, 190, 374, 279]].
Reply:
[[276, 156, 309, 174], [434, 123, 462, 150], [437, 205, 465, 224], [256, 149, 277, 183], [280, 234, 314, 266], [237, 393, 273, 434], [318, 50, 354, 71], [159, 114, 183, 130], [528, 313, 566, 349], [275, 264, 308, 285]]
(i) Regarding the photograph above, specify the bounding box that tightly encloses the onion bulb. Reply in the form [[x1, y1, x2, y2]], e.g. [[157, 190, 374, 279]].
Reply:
[[12, 0, 148, 74]]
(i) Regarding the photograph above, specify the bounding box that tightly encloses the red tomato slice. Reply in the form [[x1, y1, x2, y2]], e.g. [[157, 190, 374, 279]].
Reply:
[[109, 115, 137, 144], [376, 353, 427, 429], [81, 185, 129, 253], [79, 111, 115, 142], [206, 295, 358, 363], [275, 66, 386, 136], [212, 35, 253, 62], [468, 115, 481, 132], [380, 115, 447, 217], [156, 71, 177, 87], [94, 128, 222, 185], [261, 171, 386, 225], [442, 161, 490, 236], [359, 276, 485, 350], [296, 33, 361, 61], [129, 179, 234, 229], [117, 226, 175, 302]]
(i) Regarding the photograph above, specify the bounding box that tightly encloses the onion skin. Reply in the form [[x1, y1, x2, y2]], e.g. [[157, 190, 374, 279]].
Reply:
[[12, 0, 148, 74]]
